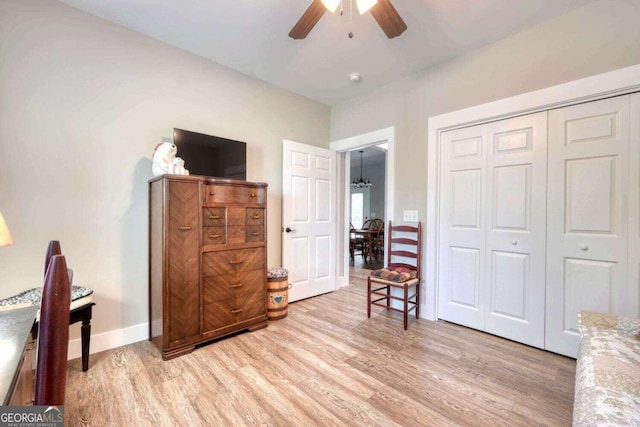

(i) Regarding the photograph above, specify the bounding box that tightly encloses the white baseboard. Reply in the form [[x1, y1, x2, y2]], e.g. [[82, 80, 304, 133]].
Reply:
[[337, 275, 349, 288], [67, 322, 149, 361]]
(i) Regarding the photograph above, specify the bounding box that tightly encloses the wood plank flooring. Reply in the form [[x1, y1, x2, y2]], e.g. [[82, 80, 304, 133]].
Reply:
[[65, 267, 576, 426]]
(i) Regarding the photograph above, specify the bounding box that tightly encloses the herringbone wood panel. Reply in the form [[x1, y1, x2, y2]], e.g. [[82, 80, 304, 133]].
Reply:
[[246, 208, 265, 225], [202, 207, 226, 226], [67, 266, 576, 426], [202, 270, 264, 331], [202, 248, 265, 277], [167, 181, 200, 343]]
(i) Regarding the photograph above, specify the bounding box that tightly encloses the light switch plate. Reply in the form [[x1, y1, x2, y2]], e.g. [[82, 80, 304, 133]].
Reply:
[[403, 210, 418, 222]]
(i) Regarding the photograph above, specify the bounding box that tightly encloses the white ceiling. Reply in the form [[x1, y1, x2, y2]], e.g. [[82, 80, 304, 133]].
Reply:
[[58, 0, 595, 106]]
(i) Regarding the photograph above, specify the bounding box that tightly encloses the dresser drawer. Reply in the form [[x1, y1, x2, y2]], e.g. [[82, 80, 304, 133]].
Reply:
[[203, 208, 226, 226], [246, 208, 265, 225], [202, 299, 236, 332], [202, 274, 235, 302], [202, 270, 265, 331], [246, 226, 264, 242], [202, 248, 265, 277], [236, 291, 266, 323], [205, 185, 265, 205], [202, 297, 264, 331], [203, 270, 264, 301], [202, 226, 226, 245]]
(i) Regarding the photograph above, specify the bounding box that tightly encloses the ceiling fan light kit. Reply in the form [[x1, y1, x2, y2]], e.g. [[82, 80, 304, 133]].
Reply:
[[320, 0, 340, 13], [289, 0, 406, 40], [356, 0, 378, 15]]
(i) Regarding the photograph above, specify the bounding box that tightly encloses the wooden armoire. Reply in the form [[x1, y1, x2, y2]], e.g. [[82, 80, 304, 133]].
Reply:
[[149, 175, 268, 360]]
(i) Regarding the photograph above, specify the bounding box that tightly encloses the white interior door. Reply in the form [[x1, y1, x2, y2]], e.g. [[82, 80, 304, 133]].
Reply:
[[630, 93, 640, 319], [438, 124, 487, 330], [438, 113, 547, 348], [483, 112, 547, 348], [546, 95, 631, 357], [282, 140, 337, 302]]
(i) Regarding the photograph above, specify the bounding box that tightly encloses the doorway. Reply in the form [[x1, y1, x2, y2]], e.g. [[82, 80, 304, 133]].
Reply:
[[330, 127, 395, 287], [349, 147, 386, 271]]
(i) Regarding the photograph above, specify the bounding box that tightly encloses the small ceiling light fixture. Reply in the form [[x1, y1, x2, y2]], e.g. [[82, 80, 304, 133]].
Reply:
[[349, 72, 361, 83], [351, 150, 372, 188], [356, 0, 378, 15], [322, 0, 377, 15], [0, 211, 14, 247], [320, 0, 340, 13]]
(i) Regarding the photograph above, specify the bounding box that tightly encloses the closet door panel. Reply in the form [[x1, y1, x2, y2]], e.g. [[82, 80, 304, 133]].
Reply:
[[438, 125, 487, 329], [484, 112, 547, 348], [629, 93, 640, 318], [546, 96, 630, 357]]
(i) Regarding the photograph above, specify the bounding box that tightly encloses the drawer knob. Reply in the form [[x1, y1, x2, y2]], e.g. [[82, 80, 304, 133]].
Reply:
[[209, 234, 220, 239], [252, 214, 261, 219], [229, 260, 244, 265], [250, 193, 256, 198], [209, 191, 215, 196], [208, 215, 221, 220], [231, 308, 243, 314], [580, 245, 589, 251], [178, 226, 192, 231], [251, 232, 260, 236], [231, 283, 243, 288]]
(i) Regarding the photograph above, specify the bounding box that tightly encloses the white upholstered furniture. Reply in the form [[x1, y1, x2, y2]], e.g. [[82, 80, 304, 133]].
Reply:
[[573, 311, 640, 426]]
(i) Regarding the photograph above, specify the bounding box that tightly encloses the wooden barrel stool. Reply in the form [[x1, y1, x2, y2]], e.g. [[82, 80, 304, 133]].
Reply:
[[267, 268, 290, 320]]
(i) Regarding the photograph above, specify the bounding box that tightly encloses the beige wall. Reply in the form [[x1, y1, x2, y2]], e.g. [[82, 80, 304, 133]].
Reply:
[[0, 1, 329, 338], [331, 0, 640, 224]]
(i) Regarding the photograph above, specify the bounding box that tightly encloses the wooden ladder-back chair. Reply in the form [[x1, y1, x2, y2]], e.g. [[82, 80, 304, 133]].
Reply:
[[367, 221, 422, 330]]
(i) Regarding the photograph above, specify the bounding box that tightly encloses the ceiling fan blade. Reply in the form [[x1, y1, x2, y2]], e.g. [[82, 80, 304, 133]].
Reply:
[[289, 0, 327, 40], [369, 0, 407, 39]]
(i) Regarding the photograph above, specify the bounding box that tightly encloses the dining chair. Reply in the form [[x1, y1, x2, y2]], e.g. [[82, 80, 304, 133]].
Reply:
[[361, 218, 383, 262], [349, 222, 367, 263], [0, 240, 95, 371], [371, 225, 385, 261], [367, 221, 422, 330], [35, 254, 71, 405]]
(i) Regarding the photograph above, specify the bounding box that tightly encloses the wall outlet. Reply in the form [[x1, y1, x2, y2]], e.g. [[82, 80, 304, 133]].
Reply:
[[403, 210, 418, 222]]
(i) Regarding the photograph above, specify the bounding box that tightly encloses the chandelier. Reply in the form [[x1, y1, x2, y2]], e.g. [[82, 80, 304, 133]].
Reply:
[[351, 150, 372, 188]]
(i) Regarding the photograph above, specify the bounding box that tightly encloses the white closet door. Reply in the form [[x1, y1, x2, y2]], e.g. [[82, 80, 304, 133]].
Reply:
[[484, 112, 547, 348], [629, 93, 640, 319], [438, 124, 487, 330], [546, 96, 630, 357]]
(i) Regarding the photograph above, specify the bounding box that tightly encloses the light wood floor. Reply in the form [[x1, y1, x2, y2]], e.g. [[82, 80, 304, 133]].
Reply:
[[66, 268, 576, 426]]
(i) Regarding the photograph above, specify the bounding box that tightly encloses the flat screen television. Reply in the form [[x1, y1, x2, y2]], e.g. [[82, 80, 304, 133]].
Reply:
[[173, 128, 246, 180]]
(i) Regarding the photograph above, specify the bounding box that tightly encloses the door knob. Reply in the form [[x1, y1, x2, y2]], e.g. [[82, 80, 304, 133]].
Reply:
[[285, 227, 296, 234]]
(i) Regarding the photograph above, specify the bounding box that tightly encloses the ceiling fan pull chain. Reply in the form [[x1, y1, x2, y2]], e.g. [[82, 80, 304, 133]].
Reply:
[[348, 0, 354, 38]]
